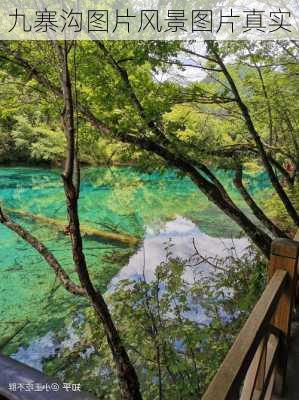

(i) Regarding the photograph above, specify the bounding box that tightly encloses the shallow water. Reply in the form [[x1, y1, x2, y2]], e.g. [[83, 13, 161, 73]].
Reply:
[[0, 166, 271, 359]]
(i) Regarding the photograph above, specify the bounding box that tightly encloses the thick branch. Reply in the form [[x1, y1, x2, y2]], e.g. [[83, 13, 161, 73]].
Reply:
[[210, 144, 294, 185], [76, 93, 273, 257], [245, 45, 274, 146], [95, 42, 239, 209], [180, 47, 218, 64], [95, 41, 166, 143], [209, 43, 299, 227], [110, 132, 272, 258], [0, 43, 62, 98], [0, 208, 85, 297], [233, 163, 289, 239], [149, 56, 223, 72]]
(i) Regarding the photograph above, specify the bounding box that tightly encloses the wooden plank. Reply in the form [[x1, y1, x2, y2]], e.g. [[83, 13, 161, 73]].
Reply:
[[255, 339, 267, 392], [240, 343, 262, 400], [269, 239, 299, 396], [241, 334, 279, 400], [264, 371, 275, 400], [202, 269, 287, 400], [258, 334, 280, 400], [240, 340, 266, 400]]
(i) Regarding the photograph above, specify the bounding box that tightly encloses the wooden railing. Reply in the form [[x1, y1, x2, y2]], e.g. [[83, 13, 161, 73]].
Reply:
[[1, 237, 298, 400], [203, 237, 299, 400]]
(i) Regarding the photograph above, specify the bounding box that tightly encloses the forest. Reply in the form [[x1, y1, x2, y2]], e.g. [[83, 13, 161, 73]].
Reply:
[[0, 40, 298, 399]]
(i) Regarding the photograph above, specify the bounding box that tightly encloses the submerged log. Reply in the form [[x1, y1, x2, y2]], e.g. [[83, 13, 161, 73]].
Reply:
[[6, 208, 140, 247]]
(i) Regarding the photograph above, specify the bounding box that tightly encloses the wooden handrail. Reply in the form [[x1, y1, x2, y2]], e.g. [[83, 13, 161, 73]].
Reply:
[[202, 237, 299, 400], [202, 270, 287, 400]]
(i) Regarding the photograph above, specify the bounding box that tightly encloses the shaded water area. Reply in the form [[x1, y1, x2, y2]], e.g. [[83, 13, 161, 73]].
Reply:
[[0, 166, 272, 366]]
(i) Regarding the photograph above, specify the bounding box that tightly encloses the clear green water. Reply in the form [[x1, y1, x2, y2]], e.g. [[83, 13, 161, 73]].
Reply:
[[0, 166, 271, 352]]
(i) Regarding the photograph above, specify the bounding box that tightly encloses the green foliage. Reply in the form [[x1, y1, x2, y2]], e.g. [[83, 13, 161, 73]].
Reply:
[[44, 245, 266, 399], [1, 40, 298, 185], [12, 116, 65, 162], [262, 182, 299, 235], [0, 114, 65, 163], [0, 39, 298, 398]]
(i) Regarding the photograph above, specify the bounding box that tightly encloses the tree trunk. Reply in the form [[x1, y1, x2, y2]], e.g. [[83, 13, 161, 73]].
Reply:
[[209, 43, 299, 227], [58, 41, 142, 400], [109, 132, 272, 258], [233, 162, 289, 239]]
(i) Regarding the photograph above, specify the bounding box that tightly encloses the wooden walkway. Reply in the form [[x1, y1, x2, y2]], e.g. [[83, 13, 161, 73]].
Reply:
[[274, 315, 299, 400], [203, 234, 299, 400]]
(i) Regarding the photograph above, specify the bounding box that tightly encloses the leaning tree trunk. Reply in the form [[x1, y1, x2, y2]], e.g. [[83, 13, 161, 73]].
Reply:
[[0, 43, 273, 258], [209, 43, 299, 228], [233, 162, 289, 239], [58, 41, 142, 400], [108, 131, 273, 258]]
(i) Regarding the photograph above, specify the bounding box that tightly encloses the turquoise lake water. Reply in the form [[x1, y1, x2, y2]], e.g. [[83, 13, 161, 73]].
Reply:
[[0, 166, 271, 353]]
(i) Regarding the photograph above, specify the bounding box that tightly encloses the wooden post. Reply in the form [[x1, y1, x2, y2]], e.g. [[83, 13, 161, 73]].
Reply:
[[268, 238, 299, 396]]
